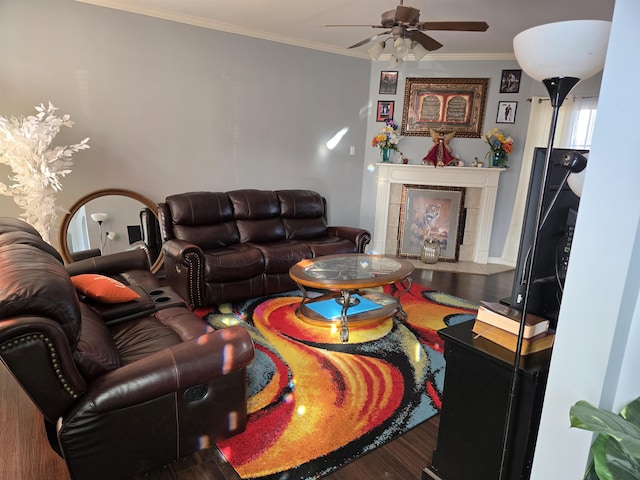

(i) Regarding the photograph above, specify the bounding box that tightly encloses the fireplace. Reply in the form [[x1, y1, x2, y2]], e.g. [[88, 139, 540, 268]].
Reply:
[[372, 164, 504, 264]]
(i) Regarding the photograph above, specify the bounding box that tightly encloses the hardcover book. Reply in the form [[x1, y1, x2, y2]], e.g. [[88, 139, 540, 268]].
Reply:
[[306, 294, 382, 319], [472, 319, 555, 356], [476, 301, 550, 339]]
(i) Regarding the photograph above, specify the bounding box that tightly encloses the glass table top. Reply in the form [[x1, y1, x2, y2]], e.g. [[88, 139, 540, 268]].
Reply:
[[289, 254, 414, 288]]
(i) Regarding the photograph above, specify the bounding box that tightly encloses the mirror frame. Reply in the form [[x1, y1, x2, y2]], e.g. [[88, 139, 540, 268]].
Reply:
[[58, 188, 164, 274]]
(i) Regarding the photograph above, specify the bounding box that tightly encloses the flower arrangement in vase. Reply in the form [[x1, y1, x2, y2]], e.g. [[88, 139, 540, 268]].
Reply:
[[372, 119, 402, 162], [0, 102, 90, 243], [484, 128, 513, 167]]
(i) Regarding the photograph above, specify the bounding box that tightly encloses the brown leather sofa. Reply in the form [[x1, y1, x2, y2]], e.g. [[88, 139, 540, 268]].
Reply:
[[0, 218, 255, 480], [158, 189, 371, 307]]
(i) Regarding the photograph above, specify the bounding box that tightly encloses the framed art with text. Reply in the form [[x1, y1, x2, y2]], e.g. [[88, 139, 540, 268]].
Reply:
[[397, 184, 465, 262], [376, 100, 394, 122], [379, 71, 399, 94], [401, 77, 489, 138]]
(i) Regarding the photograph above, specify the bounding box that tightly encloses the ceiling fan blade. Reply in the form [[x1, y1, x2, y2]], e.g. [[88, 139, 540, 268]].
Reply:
[[348, 31, 391, 49], [323, 24, 386, 28], [417, 21, 489, 32], [394, 5, 420, 24], [406, 31, 443, 51]]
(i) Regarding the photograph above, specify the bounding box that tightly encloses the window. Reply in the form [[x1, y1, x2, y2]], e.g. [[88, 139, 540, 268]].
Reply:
[[567, 97, 598, 149]]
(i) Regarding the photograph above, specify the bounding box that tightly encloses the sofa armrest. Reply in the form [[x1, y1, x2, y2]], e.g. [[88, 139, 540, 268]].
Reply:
[[66, 249, 150, 277], [327, 226, 372, 253], [162, 239, 206, 307], [84, 326, 254, 413]]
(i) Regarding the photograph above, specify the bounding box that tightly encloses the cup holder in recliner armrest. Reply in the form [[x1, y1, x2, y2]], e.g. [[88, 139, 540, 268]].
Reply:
[[146, 287, 187, 310]]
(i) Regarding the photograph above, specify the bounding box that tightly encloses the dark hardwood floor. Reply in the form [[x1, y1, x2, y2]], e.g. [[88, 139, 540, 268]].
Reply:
[[0, 269, 514, 480]]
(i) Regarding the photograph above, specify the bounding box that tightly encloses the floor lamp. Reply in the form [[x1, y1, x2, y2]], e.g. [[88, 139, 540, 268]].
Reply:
[[498, 20, 611, 478]]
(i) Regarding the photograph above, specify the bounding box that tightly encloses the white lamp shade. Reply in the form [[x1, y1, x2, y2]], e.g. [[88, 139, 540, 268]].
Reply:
[[393, 37, 409, 58], [367, 41, 385, 60], [567, 169, 586, 197], [411, 42, 429, 61], [513, 20, 611, 82], [389, 55, 403, 67], [90, 212, 108, 223]]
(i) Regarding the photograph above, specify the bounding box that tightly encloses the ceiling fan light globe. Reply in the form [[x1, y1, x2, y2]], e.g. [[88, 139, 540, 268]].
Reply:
[[389, 55, 403, 67], [411, 42, 429, 61], [367, 41, 386, 60], [393, 37, 409, 58]]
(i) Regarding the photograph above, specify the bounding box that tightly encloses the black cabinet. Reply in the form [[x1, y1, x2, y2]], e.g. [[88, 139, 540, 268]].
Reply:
[[423, 321, 551, 480]]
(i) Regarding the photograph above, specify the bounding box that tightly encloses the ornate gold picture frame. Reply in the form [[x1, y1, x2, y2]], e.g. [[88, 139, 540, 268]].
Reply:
[[401, 77, 489, 138]]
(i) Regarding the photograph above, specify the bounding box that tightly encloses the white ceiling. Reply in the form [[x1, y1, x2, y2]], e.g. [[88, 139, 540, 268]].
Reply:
[[75, 0, 615, 59]]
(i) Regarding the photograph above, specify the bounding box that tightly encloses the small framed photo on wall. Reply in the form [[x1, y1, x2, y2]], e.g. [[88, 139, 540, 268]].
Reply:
[[379, 71, 399, 95], [377, 101, 395, 122], [496, 101, 517, 124], [500, 69, 522, 93]]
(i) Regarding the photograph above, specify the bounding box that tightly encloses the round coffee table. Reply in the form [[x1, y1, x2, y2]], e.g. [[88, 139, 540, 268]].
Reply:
[[289, 254, 414, 342]]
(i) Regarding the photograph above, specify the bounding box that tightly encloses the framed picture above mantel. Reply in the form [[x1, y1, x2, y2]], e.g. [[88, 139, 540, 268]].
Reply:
[[401, 77, 489, 138]]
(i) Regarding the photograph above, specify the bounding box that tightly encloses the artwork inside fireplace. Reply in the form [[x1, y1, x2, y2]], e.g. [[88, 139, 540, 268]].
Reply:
[[397, 184, 466, 262]]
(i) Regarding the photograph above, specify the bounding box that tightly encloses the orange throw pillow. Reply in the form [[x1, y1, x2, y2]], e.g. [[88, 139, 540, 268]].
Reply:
[[71, 274, 141, 304]]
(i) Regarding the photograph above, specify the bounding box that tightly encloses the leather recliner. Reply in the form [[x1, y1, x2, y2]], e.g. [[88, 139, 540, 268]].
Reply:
[[0, 218, 255, 480]]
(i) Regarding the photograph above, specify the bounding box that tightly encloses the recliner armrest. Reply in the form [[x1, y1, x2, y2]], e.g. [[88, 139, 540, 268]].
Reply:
[[162, 239, 206, 307], [162, 238, 204, 263], [66, 249, 151, 277], [83, 326, 254, 413], [327, 226, 372, 253]]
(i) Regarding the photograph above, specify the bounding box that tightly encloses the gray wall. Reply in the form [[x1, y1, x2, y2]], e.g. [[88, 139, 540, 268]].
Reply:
[[0, 0, 370, 250], [0, 0, 603, 262]]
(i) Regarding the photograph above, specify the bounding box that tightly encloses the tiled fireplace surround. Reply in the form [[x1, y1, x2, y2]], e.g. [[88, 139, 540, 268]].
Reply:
[[372, 164, 504, 264]]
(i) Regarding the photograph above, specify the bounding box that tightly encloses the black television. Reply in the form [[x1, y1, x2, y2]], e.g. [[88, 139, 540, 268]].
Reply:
[[507, 147, 586, 329]]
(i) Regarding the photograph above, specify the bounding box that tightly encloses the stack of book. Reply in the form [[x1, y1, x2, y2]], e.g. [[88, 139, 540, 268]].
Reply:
[[472, 301, 555, 355]]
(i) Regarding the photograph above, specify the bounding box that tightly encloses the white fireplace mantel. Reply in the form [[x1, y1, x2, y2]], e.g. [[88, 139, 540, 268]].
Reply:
[[373, 163, 504, 264]]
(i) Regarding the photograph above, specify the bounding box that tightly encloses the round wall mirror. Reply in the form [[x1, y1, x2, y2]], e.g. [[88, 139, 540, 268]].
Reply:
[[58, 188, 163, 274]]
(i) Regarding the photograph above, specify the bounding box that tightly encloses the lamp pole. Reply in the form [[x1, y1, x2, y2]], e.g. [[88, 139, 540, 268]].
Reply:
[[498, 76, 579, 478]]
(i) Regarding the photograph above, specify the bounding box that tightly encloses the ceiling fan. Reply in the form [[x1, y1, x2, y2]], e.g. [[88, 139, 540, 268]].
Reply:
[[324, 1, 489, 54]]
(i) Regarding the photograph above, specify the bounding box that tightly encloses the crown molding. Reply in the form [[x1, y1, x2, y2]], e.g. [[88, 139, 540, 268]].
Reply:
[[75, 0, 515, 61], [380, 53, 517, 62]]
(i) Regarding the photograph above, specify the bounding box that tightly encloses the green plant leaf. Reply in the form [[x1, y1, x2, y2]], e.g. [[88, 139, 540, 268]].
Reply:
[[621, 398, 640, 428], [592, 434, 640, 480], [570, 400, 640, 455], [570, 398, 640, 480]]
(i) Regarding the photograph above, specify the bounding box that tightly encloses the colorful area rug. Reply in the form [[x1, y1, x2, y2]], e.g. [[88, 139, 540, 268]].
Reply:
[[200, 283, 478, 480]]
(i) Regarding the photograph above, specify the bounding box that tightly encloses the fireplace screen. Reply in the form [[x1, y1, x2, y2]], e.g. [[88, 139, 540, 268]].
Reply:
[[397, 185, 465, 262]]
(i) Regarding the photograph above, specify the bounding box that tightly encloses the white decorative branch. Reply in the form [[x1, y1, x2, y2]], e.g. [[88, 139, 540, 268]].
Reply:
[[0, 102, 90, 243]]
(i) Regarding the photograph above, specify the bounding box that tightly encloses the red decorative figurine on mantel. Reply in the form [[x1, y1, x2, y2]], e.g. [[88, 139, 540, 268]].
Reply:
[[423, 129, 456, 167]]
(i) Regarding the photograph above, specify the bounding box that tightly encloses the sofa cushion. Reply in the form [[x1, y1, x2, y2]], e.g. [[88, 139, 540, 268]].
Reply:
[[166, 192, 240, 249], [249, 240, 312, 273], [166, 191, 234, 225], [74, 303, 121, 379], [277, 190, 328, 239], [110, 316, 182, 366], [228, 189, 280, 219], [203, 244, 264, 282], [71, 274, 141, 303], [304, 237, 359, 256], [236, 218, 285, 244], [0, 244, 82, 345], [229, 190, 286, 244]]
